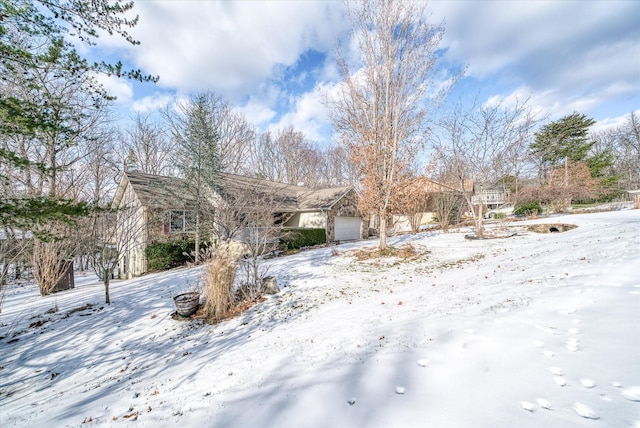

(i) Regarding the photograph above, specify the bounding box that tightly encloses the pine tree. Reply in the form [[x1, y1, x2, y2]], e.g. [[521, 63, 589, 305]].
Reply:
[[530, 112, 597, 173], [0, 0, 156, 230], [166, 92, 222, 263], [530, 112, 616, 204]]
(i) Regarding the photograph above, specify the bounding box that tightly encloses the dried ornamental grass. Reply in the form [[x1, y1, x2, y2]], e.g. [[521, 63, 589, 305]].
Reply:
[[202, 242, 244, 321]]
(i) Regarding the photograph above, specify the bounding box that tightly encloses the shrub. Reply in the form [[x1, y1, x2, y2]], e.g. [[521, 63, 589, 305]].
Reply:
[[146, 239, 210, 271], [514, 201, 542, 217], [280, 228, 326, 251]]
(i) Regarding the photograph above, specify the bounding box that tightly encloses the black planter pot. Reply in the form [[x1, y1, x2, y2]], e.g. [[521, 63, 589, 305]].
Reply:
[[173, 292, 200, 317]]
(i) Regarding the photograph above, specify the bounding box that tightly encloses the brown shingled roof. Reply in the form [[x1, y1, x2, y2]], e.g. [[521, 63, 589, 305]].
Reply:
[[115, 172, 197, 209], [116, 171, 355, 212]]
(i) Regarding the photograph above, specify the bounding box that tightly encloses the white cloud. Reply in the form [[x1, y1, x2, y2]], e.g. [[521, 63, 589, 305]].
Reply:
[[240, 96, 277, 128], [267, 82, 335, 144], [432, 1, 640, 121], [123, 1, 346, 103], [86, 0, 638, 138], [131, 93, 173, 113], [431, 1, 638, 78], [591, 109, 640, 134], [93, 73, 133, 104]]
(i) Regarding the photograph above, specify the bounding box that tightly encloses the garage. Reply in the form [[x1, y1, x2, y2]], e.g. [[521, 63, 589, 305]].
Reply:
[[334, 216, 362, 241]]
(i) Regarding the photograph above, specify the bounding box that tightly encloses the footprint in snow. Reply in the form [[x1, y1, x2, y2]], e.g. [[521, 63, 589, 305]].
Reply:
[[543, 350, 556, 358], [568, 328, 581, 335], [566, 338, 580, 352], [573, 402, 599, 419], [612, 381, 622, 388], [395, 386, 405, 395], [554, 377, 568, 387], [533, 340, 545, 348], [464, 329, 475, 334], [572, 319, 582, 325], [347, 398, 356, 405], [417, 359, 429, 367], [536, 398, 552, 410], [535, 324, 557, 335], [549, 367, 564, 376], [621, 386, 640, 401], [580, 379, 595, 388], [520, 401, 535, 412]]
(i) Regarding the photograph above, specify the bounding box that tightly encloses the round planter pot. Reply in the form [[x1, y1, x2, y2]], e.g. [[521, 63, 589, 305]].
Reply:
[[173, 292, 200, 317]]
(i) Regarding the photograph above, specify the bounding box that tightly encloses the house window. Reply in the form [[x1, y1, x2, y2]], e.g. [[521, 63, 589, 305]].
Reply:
[[169, 210, 195, 233]]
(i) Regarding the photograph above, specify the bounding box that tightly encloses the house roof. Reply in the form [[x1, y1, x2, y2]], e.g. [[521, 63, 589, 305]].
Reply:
[[113, 172, 198, 210], [114, 171, 355, 212], [297, 186, 353, 211]]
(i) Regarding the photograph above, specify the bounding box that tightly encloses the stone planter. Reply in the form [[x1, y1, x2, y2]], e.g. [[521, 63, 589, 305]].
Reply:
[[173, 292, 200, 317]]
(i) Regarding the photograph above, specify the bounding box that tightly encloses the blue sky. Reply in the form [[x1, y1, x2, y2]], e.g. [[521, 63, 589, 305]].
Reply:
[[91, 0, 640, 145]]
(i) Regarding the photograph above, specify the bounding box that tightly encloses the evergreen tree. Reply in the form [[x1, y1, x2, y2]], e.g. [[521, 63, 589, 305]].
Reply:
[[530, 112, 617, 202], [0, 0, 156, 230], [530, 112, 598, 173], [165, 92, 222, 263]]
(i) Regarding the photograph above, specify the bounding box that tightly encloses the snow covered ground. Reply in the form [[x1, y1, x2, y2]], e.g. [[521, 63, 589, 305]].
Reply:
[[1, 209, 639, 427]]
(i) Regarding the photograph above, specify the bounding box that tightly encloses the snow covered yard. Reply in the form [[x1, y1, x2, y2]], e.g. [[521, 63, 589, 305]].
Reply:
[[1, 210, 639, 427]]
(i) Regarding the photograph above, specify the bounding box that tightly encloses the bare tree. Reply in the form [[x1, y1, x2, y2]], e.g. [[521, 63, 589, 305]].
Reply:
[[116, 113, 173, 176], [389, 177, 433, 234], [318, 145, 359, 188], [0, 228, 32, 312], [89, 202, 149, 304], [1, 40, 114, 294], [433, 98, 538, 238], [433, 191, 464, 230], [31, 226, 81, 296], [521, 161, 602, 213], [620, 112, 640, 188], [251, 126, 320, 186], [217, 108, 255, 175], [251, 129, 358, 189], [330, 0, 456, 250], [592, 112, 640, 191], [213, 176, 293, 298]]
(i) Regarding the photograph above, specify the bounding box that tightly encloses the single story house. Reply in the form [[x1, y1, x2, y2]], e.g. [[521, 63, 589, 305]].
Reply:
[[112, 171, 363, 278]]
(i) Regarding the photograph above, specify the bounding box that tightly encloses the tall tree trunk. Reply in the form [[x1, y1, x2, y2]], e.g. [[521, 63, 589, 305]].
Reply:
[[195, 210, 200, 264], [104, 275, 110, 304], [379, 210, 388, 251]]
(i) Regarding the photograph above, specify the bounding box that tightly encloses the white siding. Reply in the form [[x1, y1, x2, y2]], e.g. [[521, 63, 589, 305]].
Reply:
[[390, 212, 436, 233], [116, 181, 147, 278], [284, 211, 326, 228]]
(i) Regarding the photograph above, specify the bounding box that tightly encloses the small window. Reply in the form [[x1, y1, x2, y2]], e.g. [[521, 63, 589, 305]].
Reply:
[[169, 210, 195, 233]]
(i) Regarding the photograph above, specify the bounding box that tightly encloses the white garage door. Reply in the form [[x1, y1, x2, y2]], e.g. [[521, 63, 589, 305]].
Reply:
[[334, 216, 362, 241]]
